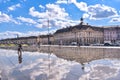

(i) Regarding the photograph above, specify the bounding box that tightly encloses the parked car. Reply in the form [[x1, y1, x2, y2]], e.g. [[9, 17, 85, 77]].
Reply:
[[84, 43, 90, 46], [104, 43, 111, 46], [111, 43, 119, 46], [91, 43, 104, 46], [71, 42, 77, 45]]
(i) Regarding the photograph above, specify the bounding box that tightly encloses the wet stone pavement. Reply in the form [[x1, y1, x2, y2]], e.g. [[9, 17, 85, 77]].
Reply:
[[0, 49, 120, 80]]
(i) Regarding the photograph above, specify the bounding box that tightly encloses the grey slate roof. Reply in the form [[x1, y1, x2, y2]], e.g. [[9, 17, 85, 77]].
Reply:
[[54, 24, 103, 34]]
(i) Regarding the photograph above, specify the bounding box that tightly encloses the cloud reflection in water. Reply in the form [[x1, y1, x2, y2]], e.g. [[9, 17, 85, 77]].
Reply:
[[0, 49, 120, 80]]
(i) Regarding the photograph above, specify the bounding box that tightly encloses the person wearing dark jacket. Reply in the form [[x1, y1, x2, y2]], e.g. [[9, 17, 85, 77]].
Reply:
[[18, 44, 22, 63], [18, 44, 22, 57]]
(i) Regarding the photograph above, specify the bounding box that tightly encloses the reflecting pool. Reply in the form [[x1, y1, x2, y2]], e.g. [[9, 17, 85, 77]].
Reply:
[[0, 49, 120, 80]]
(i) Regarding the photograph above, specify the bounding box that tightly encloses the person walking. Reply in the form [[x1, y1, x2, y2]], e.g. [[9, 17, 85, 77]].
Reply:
[[18, 44, 22, 57], [18, 44, 22, 63]]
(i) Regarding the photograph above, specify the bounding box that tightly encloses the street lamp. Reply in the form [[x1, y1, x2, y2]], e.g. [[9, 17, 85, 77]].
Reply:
[[47, 19, 50, 45]]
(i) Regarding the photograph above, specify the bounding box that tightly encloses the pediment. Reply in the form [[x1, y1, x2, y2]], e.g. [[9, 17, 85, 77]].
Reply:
[[86, 27, 94, 32]]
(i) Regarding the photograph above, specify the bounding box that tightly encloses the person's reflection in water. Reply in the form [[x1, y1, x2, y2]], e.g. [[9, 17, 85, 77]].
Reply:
[[81, 63, 85, 71], [18, 44, 22, 64], [81, 62, 89, 71], [18, 53, 22, 64]]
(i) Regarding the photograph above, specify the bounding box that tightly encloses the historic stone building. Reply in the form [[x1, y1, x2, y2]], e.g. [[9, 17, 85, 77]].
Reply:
[[0, 36, 37, 45], [104, 26, 120, 44], [54, 24, 104, 45], [0, 17, 119, 46], [37, 34, 54, 45]]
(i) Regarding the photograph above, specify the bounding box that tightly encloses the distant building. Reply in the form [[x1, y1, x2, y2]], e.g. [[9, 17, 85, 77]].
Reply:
[[26, 36, 37, 45], [37, 34, 54, 45], [0, 36, 37, 45], [104, 26, 120, 44]]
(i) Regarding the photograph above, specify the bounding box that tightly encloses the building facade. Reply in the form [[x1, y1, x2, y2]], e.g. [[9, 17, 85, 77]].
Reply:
[[104, 26, 120, 44], [0, 36, 37, 45], [54, 24, 104, 45], [37, 34, 54, 45]]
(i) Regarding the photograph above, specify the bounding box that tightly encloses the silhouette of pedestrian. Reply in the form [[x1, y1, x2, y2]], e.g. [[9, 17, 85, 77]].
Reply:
[[18, 53, 22, 64], [18, 44, 22, 57], [18, 44, 22, 64]]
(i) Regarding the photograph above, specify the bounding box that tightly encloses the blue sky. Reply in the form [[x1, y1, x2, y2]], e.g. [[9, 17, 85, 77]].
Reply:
[[0, 0, 120, 39]]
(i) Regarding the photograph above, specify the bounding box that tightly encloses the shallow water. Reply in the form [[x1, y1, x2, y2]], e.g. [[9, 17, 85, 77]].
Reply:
[[0, 49, 120, 80]]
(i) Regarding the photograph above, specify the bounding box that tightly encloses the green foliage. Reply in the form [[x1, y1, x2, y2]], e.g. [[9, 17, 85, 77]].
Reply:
[[22, 44, 29, 46], [0, 44, 6, 47], [8, 44, 16, 47]]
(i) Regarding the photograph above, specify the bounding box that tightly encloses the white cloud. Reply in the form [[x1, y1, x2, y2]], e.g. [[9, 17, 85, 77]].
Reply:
[[56, 0, 68, 4], [83, 13, 89, 18], [17, 16, 56, 28], [57, 0, 118, 20], [87, 4, 118, 20], [72, 1, 118, 20], [0, 31, 40, 39], [39, 5, 45, 9], [0, 31, 22, 39], [74, 1, 88, 12], [0, 12, 11, 23], [110, 17, 120, 22], [35, 20, 51, 28], [79, 59, 120, 80], [0, 30, 56, 40], [58, 0, 88, 11], [17, 16, 37, 24], [29, 4, 69, 19], [68, 0, 76, 4], [0, 49, 82, 80], [8, 3, 21, 11], [29, 7, 47, 18], [0, 11, 18, 24], [52, 19, 79, 28], [46, 4, 69, 19], [35, 23, 43, 28], [29, 4, 78, 28], [56, 0, 88, 11]]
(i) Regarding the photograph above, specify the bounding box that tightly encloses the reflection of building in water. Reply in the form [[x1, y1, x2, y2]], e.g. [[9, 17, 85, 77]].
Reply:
[[1, 49, 120, 80], [18, 55, 22, 64], [39, 46, 120, 64]]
